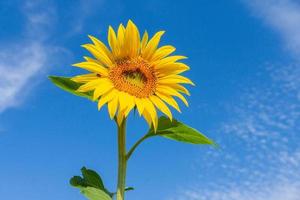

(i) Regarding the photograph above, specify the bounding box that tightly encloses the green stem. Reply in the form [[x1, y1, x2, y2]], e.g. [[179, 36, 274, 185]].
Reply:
[[117, 118, 127, 200], [126, 133, 151, 161]]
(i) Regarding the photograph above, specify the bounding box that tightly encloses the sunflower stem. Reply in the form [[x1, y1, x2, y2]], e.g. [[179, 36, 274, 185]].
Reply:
[[126, 133, 151, 161], [117, 118, 127, 200]]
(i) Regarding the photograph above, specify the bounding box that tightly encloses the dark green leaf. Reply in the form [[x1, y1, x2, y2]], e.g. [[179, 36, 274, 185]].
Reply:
[[48, 76, 93, 100], [81, 167, 106, 190], [125, 187, 134, 192], [70, 167, 112, 198], [70, 176, 87, 187], [148, 116, 216, 146]]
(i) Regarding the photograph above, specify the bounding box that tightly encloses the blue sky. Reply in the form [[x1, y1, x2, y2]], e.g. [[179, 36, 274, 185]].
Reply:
[[0, 0, 300, 200]]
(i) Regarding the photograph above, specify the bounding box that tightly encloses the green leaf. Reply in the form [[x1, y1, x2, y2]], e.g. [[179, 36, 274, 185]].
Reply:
[[48, 76, 93, 100], [148, 116, 216, 146], [70, 176, 87, 187], [125, 187, 134, 192], [81, 167, 106, 190], [78, 186, 112, 200], [70, 167, 112, 198]]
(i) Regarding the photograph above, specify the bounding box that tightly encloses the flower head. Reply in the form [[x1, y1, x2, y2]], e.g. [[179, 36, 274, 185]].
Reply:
[[71, 20, 194, 129]]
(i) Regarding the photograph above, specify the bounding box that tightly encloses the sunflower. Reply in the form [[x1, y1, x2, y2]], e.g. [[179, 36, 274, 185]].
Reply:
[[71, 20, 194, 130]]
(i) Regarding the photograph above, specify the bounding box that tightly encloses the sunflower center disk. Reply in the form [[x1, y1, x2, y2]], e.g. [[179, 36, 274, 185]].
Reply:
[[109, 58, 156, 98]]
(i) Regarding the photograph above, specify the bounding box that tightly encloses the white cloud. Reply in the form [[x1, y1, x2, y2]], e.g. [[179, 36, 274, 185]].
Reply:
[[173, 180, 300, 200], [0, 43, 46, 112], [168, 2, 300, 199], [245, 0, 300, 58], [167, 64, 300, 200], [0, 0, 67, 113], [0, 0, 112, 113]]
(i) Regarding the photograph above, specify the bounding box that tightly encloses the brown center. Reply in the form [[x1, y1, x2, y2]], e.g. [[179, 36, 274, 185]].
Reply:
[[109, 57, 157, 98]]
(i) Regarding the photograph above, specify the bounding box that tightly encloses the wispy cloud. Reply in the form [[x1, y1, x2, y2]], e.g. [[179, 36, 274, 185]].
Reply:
[[168, 63, 300, 200], [245, 0, 300, 58], [0, 0, 60, 112], [0, 0, 114, 113], [173, 179, 300, 200], [167, 0, 300, 196]]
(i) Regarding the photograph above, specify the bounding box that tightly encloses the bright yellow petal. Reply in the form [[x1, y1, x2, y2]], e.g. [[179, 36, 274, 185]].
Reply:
[[97, 89, 118, 110], [116, 110, 125, 125], [117, 24, 126, 57], [123, 95, 135, 117], [93, 80, 114, 100], [150, 95, 172, 120], [71, 73, 98, 83], [108, 26, 119, 56], [142, 31, 165, 60], [140, 31, 148, 53], [142, 108, 152, 127], [156, 62, 190, 77], [81, 44, 113, 67], [83, 56, 102, 65], [118, 91, 130, 113], [124, 20, 140, 57], [163, 84, 191, 96], [134, 97, 145, 116], [88, 35, 114, 61], [72, 62, 108, 76], [158, 75, 195, 85], [153, 55, 187, 67], [129, 20, 140, 56], [156, 85, 189, 106], [108, 96, 119, 119], [142, 99, 158, 130], [151, 45, 176, 62], [77, 79, 105, 92], [155, 91, 181, 113]]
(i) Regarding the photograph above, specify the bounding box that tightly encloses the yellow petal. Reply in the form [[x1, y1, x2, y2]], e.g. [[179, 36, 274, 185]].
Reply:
[[142, 31, 165, 60], [164, 84, 191, 96], [158, 75, 195, 85], [108, 96, 119, 119], [142, 108, 152, 127], [155, 91, 181, 113], [140, 31, 148, 53], [116, 110, 125, 125], [156, 85, 189, 106], [134, 97, 145, 116], [72, 62, 108, 76], [156, 62, 190, 70], [124, 20, 140, 57], [97, 89, 118, 110], [129, 20, 140, 56], [77, 79, 105, 92], [123, 95, 135, 117], [117, 24, 126, 56], [156, 62, 190, 77], [71, 73, 98, 83], [142, 99, 158, 130], [151, 45, 176, 62], [118, 92, 130, 113], [88, 35, 114, 61], [108, 26, 119, 56], [81, 44, 113, 67], [150, 95, 172, 120], [153, 55, 187, 67], [83, 56, 102, 64], [93, 80, 114, 100]]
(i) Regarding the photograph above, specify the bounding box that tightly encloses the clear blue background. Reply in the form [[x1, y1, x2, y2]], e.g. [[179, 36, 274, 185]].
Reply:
[[0, 0, 299, 200]]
